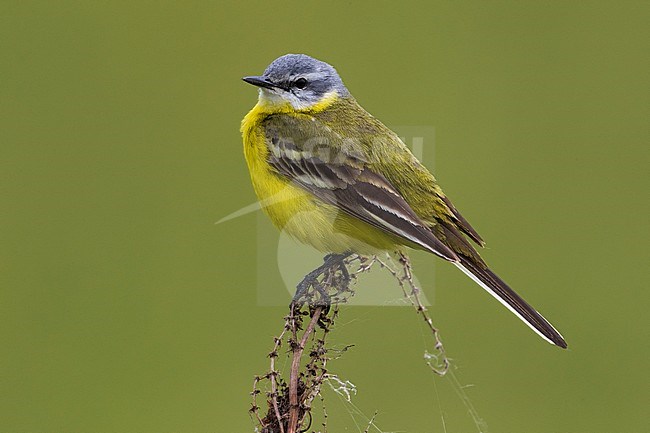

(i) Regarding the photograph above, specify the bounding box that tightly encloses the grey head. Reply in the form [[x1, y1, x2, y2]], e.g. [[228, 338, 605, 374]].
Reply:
[[243, 54, 350, 109]]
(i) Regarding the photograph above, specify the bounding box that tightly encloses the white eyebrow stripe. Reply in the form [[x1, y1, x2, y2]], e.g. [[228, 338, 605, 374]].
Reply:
[[293, 72, 325, 81]]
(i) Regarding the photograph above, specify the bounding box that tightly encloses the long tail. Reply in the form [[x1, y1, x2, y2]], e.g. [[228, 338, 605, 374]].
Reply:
[[455, 257, 567, 348]]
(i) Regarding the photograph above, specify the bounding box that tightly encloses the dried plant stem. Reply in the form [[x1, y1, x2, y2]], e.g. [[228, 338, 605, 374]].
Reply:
[[288, 306, 323, 433], [363, 411, 379, 433], [250, 252, 450, 433], [377, 252, 449, 375], [252, 255, 358, 433], [270, 330, 287, 433]]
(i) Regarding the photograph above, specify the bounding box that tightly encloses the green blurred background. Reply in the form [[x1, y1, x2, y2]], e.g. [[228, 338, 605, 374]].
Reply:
[[1, 1, 648, 432]]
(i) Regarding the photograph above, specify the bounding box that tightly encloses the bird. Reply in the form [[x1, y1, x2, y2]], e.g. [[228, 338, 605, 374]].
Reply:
[[240, 54, 567, 348]]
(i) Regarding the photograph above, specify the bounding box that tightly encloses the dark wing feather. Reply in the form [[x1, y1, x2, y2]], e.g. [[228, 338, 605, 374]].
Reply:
[[439, 194, 485, 246], [267, 144, 458, 261]]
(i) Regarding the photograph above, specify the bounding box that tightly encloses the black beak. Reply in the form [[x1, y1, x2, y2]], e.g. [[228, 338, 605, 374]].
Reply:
[[242, 75, 280, 90]]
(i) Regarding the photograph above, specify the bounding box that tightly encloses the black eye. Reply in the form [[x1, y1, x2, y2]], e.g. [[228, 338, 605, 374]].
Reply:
[[294, 77, 308, 89]]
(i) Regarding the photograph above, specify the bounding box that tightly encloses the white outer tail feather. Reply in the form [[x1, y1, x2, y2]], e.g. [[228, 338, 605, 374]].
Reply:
[[454, 262, 564, 346]]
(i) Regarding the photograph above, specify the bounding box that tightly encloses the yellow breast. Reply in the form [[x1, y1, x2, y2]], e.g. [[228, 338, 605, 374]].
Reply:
[[240, 102, 395, 254]]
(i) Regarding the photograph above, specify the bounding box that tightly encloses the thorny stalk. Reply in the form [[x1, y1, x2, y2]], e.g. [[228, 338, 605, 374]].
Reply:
[[287, 306, 322, 433], [250, 252, 448, 433], [363, 411, 379, 433], [376, 253, 449, 374]]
